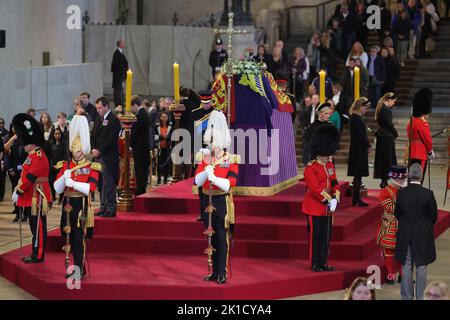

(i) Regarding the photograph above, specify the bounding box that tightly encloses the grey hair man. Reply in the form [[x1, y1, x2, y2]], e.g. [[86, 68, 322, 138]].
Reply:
[[394, 163, 438, 300]]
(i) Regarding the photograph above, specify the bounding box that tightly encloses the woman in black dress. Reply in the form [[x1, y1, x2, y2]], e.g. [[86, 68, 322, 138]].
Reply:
[[49, 128, 66, 204], [380, 47, 398, 94], [374, 92, 398, 188], [347, 97, 371, 207]]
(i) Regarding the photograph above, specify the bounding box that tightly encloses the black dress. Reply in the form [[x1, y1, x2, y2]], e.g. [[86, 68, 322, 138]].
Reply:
[[347, 113, 370, 177], [374, 105, 398, 179]]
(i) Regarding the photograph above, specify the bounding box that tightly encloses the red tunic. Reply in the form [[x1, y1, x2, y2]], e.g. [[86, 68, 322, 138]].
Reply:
[[302, 159, 340, 216], [55, 159, 100, 193], [195, 153, 239, 190], [376, 184, 399, 249], [16, 147, 52, 207], [406, 117, 432, 161]]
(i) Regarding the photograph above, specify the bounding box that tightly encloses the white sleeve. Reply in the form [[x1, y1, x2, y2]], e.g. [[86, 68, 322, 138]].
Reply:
[[72, 181, 91, 196], [211, 177, 230, 193], [194, 170, 208, 186], [53, 175, 66, 195]]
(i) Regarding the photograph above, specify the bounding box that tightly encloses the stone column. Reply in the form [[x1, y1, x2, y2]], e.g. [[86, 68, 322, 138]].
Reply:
[[220, 0, 229, 26]]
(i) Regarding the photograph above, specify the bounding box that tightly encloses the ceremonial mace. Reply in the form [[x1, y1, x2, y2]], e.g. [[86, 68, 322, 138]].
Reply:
[[203, 125, 216, 273], [63, 142, 72, 275]]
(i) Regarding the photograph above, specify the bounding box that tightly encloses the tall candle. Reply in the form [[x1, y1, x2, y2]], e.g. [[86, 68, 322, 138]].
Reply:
[[354, 66, 360, 101], [173, 63, 180, 102], [319, 70, 326, 104], [125, 69, 133, 113]]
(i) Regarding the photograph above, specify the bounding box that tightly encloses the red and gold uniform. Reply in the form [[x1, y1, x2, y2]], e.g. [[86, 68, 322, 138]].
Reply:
[[55, 158, 100, 274], [195, 152, 239, 280], [406, 116, 432, 174], [303, 158, 340, 269], [376, 184, 402, 282], [15, 147, 52, 262]]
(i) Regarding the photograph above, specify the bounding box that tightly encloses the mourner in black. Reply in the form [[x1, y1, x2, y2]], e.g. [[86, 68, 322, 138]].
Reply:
[[130, 95, 152, 196], [92, 97, 122, 218], [209, 38, 228, 78], [111, 40, 129, 107], [374, 92, 398, 188], [395, 163, 438, 300], [80, 92, 99, 125], [303, 102, 333, 163], [347, 97, 371, 207], [0, 118, 8, 202]]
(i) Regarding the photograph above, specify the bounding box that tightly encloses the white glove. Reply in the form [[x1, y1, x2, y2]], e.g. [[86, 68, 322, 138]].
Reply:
[[65, 178, 75, 188], [328, 198, 338, 213], [206, 168, 216, 182], [64, 170, 71, 179], [428, 150, 435, 161], [205, 165, 214, 177], [12, 191, 18, 204], [200, 148, 211, 156]]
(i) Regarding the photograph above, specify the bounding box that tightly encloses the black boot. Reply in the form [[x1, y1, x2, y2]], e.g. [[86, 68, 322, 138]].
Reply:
[[352, 178, 368, 207], [204, 273, 218, 281], [217, 274, 227, 284], [320, 264, 336, 271], [311, 264, 323, 272]]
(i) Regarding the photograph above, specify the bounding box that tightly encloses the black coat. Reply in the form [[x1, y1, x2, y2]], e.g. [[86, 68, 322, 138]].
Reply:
[[131, 108, 151, 167], [375, 105, 398, 138], [111, 48, 129, 89], [395, 183, 438, 266], [50, 141, 66, 167], [83, 102, 98, 124], [347, 113, 370, 177], [209, 49, 228, 73], [91, 111, 122, 175], [382, 57, 398, 94]]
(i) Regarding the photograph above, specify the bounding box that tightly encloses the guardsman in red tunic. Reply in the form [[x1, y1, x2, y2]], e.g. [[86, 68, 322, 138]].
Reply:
[[376, 165, 407, 284], [194, 110, 239, 285], [406, 88, 434, 183], [11, 113, 52, 263], [302, 124, 340, 272], [54, 115, 100, 279]]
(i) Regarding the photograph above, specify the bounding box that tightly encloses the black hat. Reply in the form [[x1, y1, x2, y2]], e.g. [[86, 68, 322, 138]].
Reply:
[[388, 165, 408, 179], [216, 38, 223, 45], [412, 88, 433, 117], [12, 113, 45, 147], [198, 90, 213, 103], [311, 123, 339, 157], [274, 73, 289, 84], [316, 102, 331, 113]]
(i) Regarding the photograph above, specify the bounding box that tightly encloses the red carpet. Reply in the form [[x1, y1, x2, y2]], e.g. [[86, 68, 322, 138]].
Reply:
[[1, 179, 449, 300]]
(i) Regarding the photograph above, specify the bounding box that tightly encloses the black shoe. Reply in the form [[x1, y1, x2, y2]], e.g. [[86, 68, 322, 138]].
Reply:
[[397, 275, 402, 284], [12, 216, 19, 223], [320, 264, 336, 271], [101, 211, 116, 218], [204, 273, 218, 281], [196, 216, 203, 222], [217, 274, 227, 284], [95, 209, 106, 216], [21, 216, 28, 222], [65, 268, 86, 279], [311, 264, 323, 272], [352, 200, 369, 207], [22, 256, 44, 264]]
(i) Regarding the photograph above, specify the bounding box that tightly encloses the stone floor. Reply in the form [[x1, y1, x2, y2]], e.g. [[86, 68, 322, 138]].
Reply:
[[0, 163, 448, 300]]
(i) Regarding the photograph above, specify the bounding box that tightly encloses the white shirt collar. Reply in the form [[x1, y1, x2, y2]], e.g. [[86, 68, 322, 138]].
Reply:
[[118, 48, 123, 54], [410, 181, 421, 185], [104, 110, 111, 120]]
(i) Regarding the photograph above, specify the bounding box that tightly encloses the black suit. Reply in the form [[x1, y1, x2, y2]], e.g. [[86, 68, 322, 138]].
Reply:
[[92, 111, 122, 214], [131, 108, 151, 195], [83, 102, 98, 124], [111, 48, 129, 106], [395, 183, 437, 267], [0, 128, 9, 201]]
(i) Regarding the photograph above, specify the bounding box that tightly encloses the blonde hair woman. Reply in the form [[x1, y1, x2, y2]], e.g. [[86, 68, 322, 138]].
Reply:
[[347, 97, 371, 206], [344, 277, 376, 300], [424, 281, 449, 300], [373, 92, 398, 188], [345, 41, 368, 68]]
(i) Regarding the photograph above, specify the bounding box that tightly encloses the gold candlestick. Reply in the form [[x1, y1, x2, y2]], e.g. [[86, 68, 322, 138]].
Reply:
[[168, 102, 186, 184]]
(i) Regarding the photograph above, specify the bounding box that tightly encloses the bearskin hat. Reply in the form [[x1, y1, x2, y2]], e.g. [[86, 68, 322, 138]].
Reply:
[[12, 113, 45, 147], [311, 123, 340, 157], [412, 88, 433, 117]]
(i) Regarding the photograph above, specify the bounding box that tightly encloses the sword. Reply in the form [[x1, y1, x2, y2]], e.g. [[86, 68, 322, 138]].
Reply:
[[203, 125, 215, 273], [34, 187, 42, 251], [428, 160, 431, 189]]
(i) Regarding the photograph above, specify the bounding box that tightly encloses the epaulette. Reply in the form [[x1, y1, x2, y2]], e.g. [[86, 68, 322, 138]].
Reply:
[[306, 160, 317, 167], [55, 160, 67, 169], [90, 162, 102, 172], [229, 154, 241, 164]]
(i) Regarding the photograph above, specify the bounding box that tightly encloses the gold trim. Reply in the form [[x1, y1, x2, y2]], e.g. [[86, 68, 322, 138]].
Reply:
[[321, 190, 332, 202], [335, 190, 341, 202], [192, 174, 301, 197], [203, 189, 228, 196]]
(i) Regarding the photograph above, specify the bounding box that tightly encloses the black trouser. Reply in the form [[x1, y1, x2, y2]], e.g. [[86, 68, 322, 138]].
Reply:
[[0, 168, 6, 201], [61, 197, 87, 273], [134, 156, 149, 196], [98, 157, 117, 214], [9, 172, 20, 213], [307, 215, 332, 266], [113, 84, 124, 107], [157, 147, 171, 182], [26, 207, 47, 260], [352, 176, 363, 203], [201, 194, 228, 275]]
